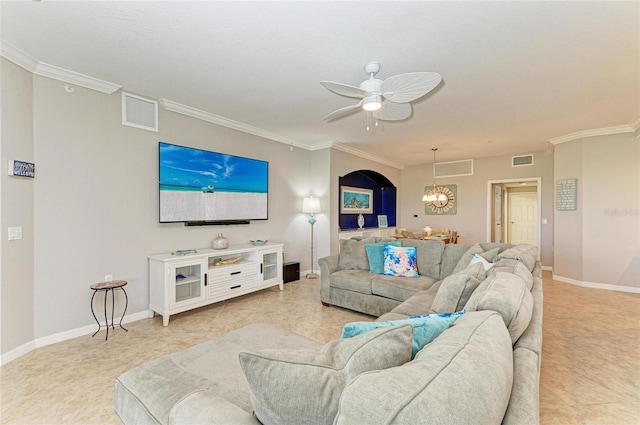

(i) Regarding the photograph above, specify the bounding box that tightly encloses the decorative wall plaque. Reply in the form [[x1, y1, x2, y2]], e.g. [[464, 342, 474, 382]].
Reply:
[[556, 178, 577, 211]]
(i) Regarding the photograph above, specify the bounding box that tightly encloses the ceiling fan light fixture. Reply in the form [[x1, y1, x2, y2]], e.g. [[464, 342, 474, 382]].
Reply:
[[362, 95, 382, 111]]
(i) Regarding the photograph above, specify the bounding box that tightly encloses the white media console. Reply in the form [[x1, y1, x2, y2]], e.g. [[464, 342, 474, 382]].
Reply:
[[148, 243, 283, 326]]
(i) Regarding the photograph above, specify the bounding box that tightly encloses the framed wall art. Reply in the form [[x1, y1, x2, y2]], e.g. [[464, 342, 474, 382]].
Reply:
[[424, 184, 457, 215], [340, 186, 373, 214]]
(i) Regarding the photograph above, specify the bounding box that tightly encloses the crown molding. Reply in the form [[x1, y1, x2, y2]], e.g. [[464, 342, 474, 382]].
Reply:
[[33, 62, 121, 94], [548, 125, 636, 145], [330, 142, 403, 169], [306, 140, 334, 151], [159, 98, 310, 148], [1, 39, 38, 71], [1, 39, 121, 94]]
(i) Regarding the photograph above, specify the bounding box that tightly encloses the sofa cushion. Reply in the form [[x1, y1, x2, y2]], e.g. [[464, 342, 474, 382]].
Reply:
[[238, 325, 413, 425], [365, 241, 402, 274], [383, 245, 418, 277], [329, 270, 374, 295], [490, 258, 534, 290], [114, 323, 321, 425], [384, 281, 442, 317], [431, 262, 486, 313], [399, 239, 444, 279], [341, 311, 464, 359], [469, 253, 495, 270], [334, 311, 514, 425], [497, 244, 537, 272], [464, 271, 533, 344], [338, 237, 376, 271], [452, 243, 483, 273], [453, 244, 500, 273], [372, 275, 439, 302]]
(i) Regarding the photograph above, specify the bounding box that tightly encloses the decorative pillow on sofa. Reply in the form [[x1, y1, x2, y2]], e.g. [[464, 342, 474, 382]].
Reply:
[[383, 245, 418, 277], [338, 237, 376, 271], [469, 253, 494, 271], [341, 311, 464, 358], [239, 325, 413, 425], [365, 241, 402, 274], [431, 263, 485, 313], [490, 258, 534, 290], [453, 245, 500, 273], [496, 244, 537, 272], [464, 271, 533, 343]]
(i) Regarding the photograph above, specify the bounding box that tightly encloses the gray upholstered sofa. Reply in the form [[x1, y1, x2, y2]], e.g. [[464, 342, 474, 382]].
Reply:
[[114, 239, 542, 425]]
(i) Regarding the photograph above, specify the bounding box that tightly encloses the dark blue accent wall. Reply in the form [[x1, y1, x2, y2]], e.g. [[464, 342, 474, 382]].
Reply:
[[339, 170, 397, 230]]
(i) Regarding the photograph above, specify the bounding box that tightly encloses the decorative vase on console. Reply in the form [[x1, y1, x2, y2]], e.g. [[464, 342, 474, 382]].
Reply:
[[212, 233, 229, 250], [357, 214, 365, 229], [423, 226, 432, 236]]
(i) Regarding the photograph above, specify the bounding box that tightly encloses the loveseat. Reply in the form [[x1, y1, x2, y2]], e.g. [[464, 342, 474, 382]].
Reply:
[[114, 240, 542, 425]]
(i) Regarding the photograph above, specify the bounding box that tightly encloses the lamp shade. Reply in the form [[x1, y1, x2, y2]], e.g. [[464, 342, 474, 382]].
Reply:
[[302, 196, 321, 214]]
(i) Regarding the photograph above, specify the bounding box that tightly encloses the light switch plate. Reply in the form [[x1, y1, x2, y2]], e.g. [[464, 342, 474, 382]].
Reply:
[[8, 226, 22, 240]]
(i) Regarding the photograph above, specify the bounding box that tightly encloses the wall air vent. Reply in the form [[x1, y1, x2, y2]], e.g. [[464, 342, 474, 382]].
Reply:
[[434, 159, 473, 178], [512, 154, 534, 167], [122, 92, 158, 132]]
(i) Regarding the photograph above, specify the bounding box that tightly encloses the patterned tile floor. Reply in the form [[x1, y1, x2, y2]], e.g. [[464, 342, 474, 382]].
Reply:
[[1, 272, 638, 424]]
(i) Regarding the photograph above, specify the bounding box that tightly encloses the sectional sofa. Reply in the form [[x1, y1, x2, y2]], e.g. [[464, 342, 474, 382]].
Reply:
[[114, 239, 542, 425]]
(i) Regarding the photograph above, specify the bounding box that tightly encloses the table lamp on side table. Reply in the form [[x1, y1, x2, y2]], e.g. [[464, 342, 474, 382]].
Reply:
[[302, 196, 321, 279]]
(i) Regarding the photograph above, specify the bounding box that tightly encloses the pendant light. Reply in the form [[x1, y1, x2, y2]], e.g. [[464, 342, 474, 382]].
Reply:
[[422, 148, 448, 203]]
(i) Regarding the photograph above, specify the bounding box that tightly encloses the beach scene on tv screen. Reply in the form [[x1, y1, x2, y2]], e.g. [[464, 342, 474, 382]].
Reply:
[[159, 143, 268, 222]]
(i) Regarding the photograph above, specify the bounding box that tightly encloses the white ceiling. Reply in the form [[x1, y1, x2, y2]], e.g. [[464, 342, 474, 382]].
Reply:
[[2, 1, 639, 166]]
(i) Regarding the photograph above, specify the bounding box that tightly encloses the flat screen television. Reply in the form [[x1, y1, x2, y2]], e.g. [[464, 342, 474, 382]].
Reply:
[[159, 142, 268, 225]]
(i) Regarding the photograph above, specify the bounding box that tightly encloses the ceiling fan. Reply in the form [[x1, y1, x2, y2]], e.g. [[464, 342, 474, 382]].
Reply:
[[320, 62, 442, 122]]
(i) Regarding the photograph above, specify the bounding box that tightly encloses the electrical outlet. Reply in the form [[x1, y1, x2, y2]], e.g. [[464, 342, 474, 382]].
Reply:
[[104, 274, 113, 282]]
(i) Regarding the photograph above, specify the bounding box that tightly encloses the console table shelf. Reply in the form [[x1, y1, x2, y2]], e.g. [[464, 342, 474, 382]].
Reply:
[[149, 243, 283, 326]]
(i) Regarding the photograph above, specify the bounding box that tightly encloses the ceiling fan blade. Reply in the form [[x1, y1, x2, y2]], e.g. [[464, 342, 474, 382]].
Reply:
[[380, 72, 442, 103], [320, 81, 367, 98], [373, 101, 412, 121], [323, 102, 363, 121]]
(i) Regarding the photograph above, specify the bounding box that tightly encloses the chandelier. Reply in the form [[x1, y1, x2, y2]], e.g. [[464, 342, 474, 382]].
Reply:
[[422, 148, 447, 203]]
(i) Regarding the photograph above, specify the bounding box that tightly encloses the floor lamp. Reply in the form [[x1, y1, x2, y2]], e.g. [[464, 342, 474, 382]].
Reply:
[[302, 196, 321, 279]]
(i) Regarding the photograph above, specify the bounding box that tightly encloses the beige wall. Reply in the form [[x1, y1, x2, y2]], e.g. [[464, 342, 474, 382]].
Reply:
[[1, 58, 36, 354], [401, 151, 554, 267], [554, 132, 639, 288], [0, 71, 317, 347]]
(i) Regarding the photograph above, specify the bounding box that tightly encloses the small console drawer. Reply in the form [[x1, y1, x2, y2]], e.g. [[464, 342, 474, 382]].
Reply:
[[207, 273, 258, 300], [208, 262, 257, 280]]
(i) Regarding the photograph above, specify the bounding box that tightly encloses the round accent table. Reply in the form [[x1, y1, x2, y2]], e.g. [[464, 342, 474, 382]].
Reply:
[[90, 280, 128, 340]]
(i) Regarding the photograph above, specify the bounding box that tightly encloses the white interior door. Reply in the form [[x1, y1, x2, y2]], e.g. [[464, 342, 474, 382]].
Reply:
[[494, 185, 503, 243], [509, 192, 537, 246]]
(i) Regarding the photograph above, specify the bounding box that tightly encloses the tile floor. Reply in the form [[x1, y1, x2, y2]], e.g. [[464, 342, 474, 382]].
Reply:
[[1, 272, 638, 424]]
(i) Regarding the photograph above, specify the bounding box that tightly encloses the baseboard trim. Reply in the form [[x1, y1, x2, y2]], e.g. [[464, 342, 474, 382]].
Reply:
[[542, 265, 553, 271], [553, 274, 640, 294], [1, 310, 151, 365], [0, 340, 36, 366]]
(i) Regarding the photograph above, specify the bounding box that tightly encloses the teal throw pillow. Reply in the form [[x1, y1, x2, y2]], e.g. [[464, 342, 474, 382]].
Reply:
[[383, 245, 418, 277], [365, 241, 402, 274], [341, 311, 465, 359]]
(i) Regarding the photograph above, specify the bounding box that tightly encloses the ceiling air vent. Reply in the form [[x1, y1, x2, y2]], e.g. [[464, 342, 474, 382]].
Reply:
[[122, 92, 158, 132], [434, 159, 473, 178], [512, 154, 534, 167]]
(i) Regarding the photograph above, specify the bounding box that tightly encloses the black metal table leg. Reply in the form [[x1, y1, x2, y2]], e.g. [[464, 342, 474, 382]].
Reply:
[[104, 288, 109, 340], [91, 290, 101, 338], [118, 287, 129, 332]]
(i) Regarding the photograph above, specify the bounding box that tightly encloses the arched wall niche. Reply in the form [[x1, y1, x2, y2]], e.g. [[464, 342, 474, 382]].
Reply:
[[339, 170, 397, 230]]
